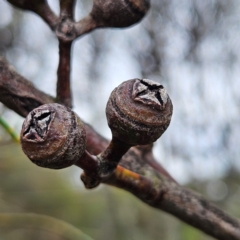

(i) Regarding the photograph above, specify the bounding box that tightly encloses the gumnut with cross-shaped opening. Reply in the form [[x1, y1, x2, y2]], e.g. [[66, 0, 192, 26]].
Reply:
[[106, 78, 173, 146], [20, 103, 86, 169]]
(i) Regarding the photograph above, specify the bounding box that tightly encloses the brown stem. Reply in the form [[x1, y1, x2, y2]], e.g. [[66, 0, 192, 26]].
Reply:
[[75, 151, 240, 240], [107, 165, 159, 201], [75, 16, 98, 38], [137, 144, 177, 183], [98, 137, 132, 178], [107, 170, 240, 240], [35, 2, 59, 30], [85, 124, 109, 155], [75, 151, 101, 189], [157, 187, 240, 240], [0, 57, 54, 117], [74, 151, 99, 174], [100, 138, 131, 163], [57, 41, 72, 108], [55, 16, 98, 42], [60, 0, 76, 19], [75, 149, 158, 192], [7, 0, 59, 31]]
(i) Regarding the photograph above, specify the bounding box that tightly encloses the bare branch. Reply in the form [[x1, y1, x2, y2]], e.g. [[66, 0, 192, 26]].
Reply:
[[56, 41, 72, 107], [59, 0, 76, 19], [55, 1, 77, 107], [75, 16, 98, 38], [0, 57, 54, 117], [136, 144, 177, 183], [107, 170, 240, 240], [7, 0, 58, 30], [76, 148, 240, 240], [55, 17, 97, 41], [1, 58, 240, 239]]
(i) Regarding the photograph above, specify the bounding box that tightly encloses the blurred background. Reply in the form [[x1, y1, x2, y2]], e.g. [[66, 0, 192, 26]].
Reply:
[[0, 0, 240, 239]]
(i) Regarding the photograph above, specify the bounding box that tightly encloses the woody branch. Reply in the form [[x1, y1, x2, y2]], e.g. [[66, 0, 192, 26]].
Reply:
[[2, 0, 240, 239], [1, 57, 240, 240]]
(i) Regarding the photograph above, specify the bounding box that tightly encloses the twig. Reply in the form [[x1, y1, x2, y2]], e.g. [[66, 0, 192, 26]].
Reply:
[[60, 0, 76, 19], [0, 57, 54, 117], [57, 41, 73, 107], [7, 0, 58, 31], [136, 144, 177, 183], [34, 2, 59, 30], [75, 16, 98, 38], [55, 1, 77, 108]]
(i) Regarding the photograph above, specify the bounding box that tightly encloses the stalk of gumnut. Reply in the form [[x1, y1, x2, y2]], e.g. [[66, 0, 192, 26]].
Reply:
[[7, 0, 58, 30], [97, 78, 173, 178]]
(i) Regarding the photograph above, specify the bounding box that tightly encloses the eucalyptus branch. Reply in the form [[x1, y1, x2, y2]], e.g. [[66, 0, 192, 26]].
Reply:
[[7, 0, 58, 30], [107, 171, 240, 240], [56, 41, 72, 107], [60, 0, 76, 19], [56, 1, 76, 107], [0, 57, 54, 117], [136, 144, 177, 183], [1, 58, 240, 239]]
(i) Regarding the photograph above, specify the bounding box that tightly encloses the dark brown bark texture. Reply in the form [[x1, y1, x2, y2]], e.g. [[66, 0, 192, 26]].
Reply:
[[1, 1, 240, 239]]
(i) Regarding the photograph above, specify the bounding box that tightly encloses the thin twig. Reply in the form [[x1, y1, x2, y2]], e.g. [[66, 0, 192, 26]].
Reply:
[[7, 0, 58, 31], [75, 16, 98, 38], [35, 2, 59, 30], [55, 1, 77, 107], [60, 0, 76, 19], [0, 57, 54, 117], [136, 144, 177, 183], [57, 41, 73, 107]]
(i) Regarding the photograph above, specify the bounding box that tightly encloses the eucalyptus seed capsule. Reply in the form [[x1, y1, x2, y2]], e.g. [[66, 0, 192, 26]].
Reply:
[[106, 78, 173, 145], [20, 103, 86, 169]]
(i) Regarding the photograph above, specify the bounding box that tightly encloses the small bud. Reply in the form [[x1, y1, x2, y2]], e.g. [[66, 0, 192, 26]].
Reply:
[[20, 103, 86, 169]]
